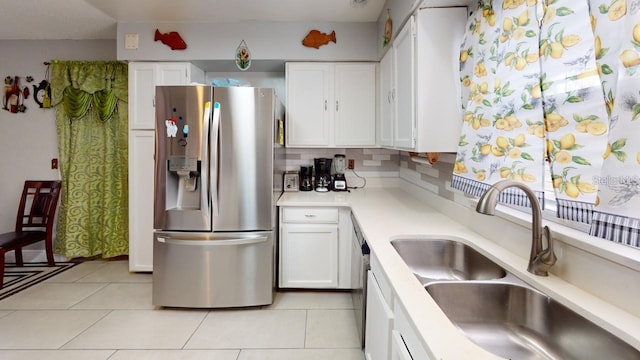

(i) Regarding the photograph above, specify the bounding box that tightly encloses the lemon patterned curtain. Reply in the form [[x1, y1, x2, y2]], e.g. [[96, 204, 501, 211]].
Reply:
[[453, 0, 546, 208], [51, 61, 129, 258], [589, 0, 640, 246], [454, 0, 640, 247], [541, 0, 609, 223]]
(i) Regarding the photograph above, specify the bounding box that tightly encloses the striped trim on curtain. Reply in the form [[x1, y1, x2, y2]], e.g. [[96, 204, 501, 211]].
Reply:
[[556, 199, 593, 224], [590, 212, 640, 247], [452, 176, 544, 208]]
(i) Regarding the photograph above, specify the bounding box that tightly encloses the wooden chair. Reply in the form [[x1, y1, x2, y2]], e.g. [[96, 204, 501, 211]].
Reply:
[[0, 180, 62, 289]]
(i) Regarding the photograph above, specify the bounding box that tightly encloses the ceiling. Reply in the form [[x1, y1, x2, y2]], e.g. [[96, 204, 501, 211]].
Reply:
[[0, 0, 386, 40]]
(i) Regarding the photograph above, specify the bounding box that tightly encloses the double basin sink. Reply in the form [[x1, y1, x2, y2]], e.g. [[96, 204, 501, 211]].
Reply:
[[391, 238, 640, 359]]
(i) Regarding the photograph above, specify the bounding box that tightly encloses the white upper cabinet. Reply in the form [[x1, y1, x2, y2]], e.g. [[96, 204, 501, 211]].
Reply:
[[286, 62, 377, 148], [334, 64, 377, 147], [393, 16, 417, 149], [128, 62, 204, 130], [285, 63, 331, 147], [379, 48, 395, 147], [378, 7, 467, 152]]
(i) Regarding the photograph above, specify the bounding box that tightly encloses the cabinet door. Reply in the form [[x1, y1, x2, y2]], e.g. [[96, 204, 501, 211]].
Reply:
[[393, 16, 416, 150], [280, 223, 338, 288], [286, 63, 331, 147], [128, 130, 155, 271], [391, 330, 414, 360], [128, 63, 157, 130], [129, 62, 193, 130], [365, 271, 394, 360], [156, 63, 189, 85], [414, 7, 467, 152], [334, 63, 376, 147], [394, 299, 433, 360], [379, 51, 394, 147]]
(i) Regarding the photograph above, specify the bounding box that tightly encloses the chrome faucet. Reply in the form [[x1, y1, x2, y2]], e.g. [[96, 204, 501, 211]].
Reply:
[[476, 180, 557, 276]]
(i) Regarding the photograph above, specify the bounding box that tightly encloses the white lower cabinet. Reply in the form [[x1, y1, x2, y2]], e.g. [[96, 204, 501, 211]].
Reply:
[[280, 223, 339, 288], [365, 270, 394, 360], [391, 330, 413, 360], [278, 206, 353, 289], [393, 296, 433, 360], [367, 250, 432, 360]]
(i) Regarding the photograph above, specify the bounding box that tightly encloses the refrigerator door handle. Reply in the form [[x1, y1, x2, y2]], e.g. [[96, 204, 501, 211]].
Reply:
[[156, 236, 269, 246], [201, 101, 212, 221], [211, 101, 221, 216]]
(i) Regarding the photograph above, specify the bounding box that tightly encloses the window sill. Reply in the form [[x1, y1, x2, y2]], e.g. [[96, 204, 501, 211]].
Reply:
[[468, 198, 640, 272]]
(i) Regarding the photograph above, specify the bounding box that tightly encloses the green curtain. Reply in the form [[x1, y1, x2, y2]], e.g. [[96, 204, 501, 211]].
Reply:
[[51, 60, 129, 259]]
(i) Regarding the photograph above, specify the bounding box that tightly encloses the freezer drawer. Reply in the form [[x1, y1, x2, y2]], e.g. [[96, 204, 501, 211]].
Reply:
[[153, 231, 274, 308]]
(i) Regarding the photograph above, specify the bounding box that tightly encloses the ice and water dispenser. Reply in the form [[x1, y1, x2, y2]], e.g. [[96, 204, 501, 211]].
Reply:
[[168, 155, 200, 209]]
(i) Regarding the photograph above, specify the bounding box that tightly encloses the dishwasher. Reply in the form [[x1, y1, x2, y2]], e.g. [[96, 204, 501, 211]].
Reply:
[[350, 213, 370, 348]]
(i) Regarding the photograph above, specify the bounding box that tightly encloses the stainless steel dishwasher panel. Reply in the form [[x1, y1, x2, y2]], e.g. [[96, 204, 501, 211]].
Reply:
[[350, 213, 370, 348], [153, 231, 274, 308]]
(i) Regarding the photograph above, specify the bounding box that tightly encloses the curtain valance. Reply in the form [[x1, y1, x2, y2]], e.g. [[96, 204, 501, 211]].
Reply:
[[51, 61, 127, 121]]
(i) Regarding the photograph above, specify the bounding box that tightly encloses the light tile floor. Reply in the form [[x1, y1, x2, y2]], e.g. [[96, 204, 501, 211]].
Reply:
[[0, 260, 364, 360]]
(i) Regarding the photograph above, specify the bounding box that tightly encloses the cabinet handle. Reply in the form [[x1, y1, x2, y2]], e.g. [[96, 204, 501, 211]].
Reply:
[[304, 214, 316, 218], [392, 89, 396, 101], [324, 100, 327, 111], [387, 91, 391, 103], [153, 96, 156, 107], [336, 100, 339, 112]]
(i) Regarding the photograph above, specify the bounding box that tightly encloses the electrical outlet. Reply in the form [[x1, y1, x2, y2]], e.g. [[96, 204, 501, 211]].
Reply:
[[348, 159, 355, 170], [51, 158, 58, 170]]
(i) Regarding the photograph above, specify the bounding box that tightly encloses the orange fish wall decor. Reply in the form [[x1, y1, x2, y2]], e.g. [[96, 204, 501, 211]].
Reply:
[[154, 29, 187, 50], [302, 30, 336, 49]]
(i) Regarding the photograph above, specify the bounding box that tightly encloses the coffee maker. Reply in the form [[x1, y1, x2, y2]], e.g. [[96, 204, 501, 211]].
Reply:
[[314, 158, 332, 192], [332, 154, 347, 191], [299, 165, 313, 191]]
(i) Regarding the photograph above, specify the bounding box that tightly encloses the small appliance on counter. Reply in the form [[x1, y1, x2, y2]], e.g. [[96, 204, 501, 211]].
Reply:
[[314, 158, 332, 192], [332, 154, 348, 191], [283, 171, 299, 192], [299, 165, 313, 191]]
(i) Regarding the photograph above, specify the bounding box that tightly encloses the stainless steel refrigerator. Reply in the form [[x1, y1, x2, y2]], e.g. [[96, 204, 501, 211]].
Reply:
[[152, 85, 284, 308]]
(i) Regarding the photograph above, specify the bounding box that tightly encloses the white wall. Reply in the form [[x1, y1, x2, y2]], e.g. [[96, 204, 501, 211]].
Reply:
[[0, 40, 116, 234], [117, 21, 378, 64]]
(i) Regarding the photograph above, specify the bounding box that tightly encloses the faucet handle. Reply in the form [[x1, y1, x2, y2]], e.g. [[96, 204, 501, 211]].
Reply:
[[532, 226, 557, 276]]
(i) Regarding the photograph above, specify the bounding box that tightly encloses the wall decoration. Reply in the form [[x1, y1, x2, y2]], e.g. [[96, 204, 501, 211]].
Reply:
[[33, 80, 51, 108], [3, 77, 12, 111], [154, 29, 187, 50], [235, 40, 251, 71], [383, 9, 392, 48], [32, 62, 52, 109], [2, 76, 28, 113], [302, 30, 336, 49]]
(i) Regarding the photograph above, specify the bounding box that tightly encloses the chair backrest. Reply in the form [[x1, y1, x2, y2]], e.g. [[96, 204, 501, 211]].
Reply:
[[15, 180, 62, 232]]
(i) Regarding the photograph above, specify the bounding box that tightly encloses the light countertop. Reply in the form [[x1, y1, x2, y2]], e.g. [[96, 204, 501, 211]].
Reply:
[[278, 187, 640, 359]]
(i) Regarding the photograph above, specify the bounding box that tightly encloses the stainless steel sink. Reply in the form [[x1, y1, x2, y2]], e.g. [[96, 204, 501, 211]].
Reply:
[[426, 282, 640, 359], [390, 238, 506, 284]]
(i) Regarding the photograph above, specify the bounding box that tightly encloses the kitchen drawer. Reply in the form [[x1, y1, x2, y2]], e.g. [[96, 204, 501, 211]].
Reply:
[[281, 207, 339, 224]]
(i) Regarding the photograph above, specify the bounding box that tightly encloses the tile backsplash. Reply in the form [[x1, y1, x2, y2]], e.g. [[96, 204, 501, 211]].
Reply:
[[284, 148, 400, 176], [284, 148, 459, 197], [399, 152, 458, 202]]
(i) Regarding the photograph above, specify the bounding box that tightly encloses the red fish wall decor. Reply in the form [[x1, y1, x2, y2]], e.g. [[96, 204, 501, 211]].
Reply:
[[302, 30, 336, 49], [154, 29, 187, 50]]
